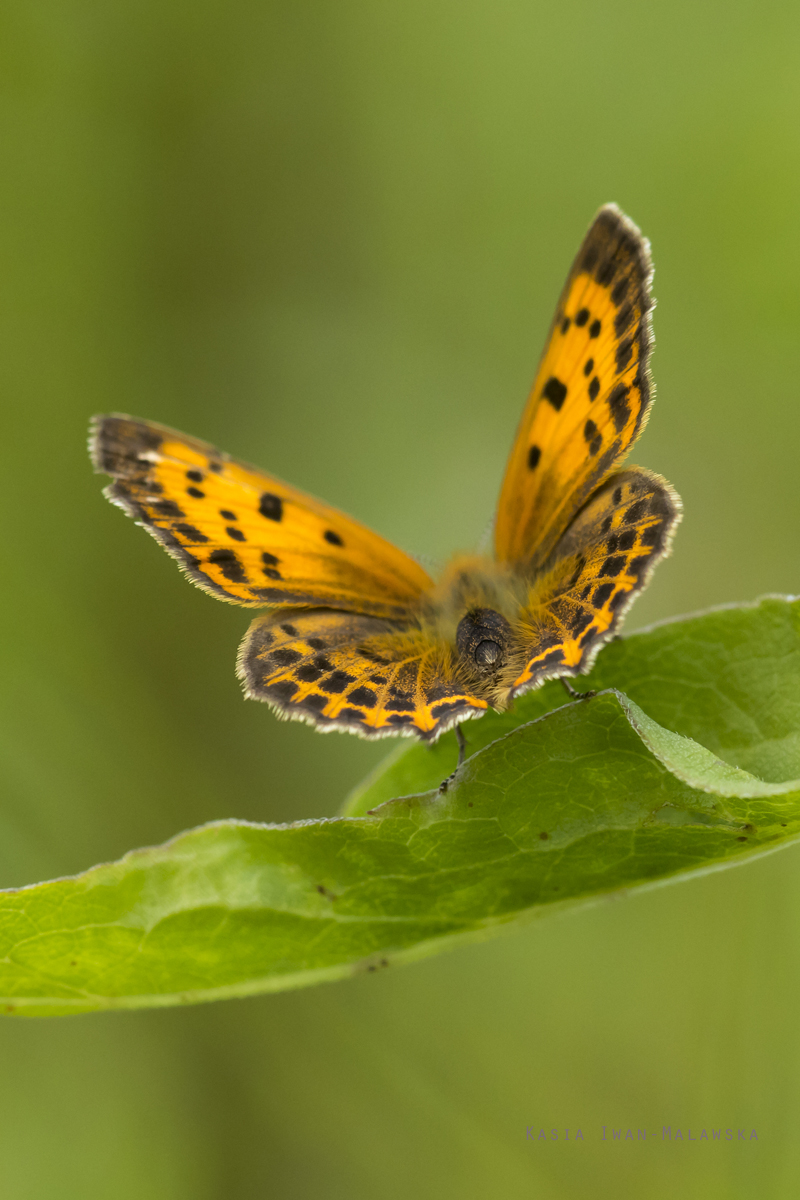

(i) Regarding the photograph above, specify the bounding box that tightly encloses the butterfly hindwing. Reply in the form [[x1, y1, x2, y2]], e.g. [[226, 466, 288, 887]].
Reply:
[[239, 609, 488, 739], [91, 415, 432, 618], [507, 467, 681, 696], [495, 205, 654, 571]]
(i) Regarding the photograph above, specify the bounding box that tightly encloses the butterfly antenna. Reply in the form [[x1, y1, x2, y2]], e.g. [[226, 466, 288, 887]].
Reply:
[[476, 516, 494, 555]]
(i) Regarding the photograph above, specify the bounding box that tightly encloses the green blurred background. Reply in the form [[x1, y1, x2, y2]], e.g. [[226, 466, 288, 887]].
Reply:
[[1, 0, 798, 1195]]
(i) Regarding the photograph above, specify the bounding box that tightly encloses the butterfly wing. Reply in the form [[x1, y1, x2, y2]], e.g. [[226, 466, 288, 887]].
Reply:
[[90, 415, 432, 618], [495, 205, 654, 571], [504, 467, 681, 697], [239, 609, 488, 739]]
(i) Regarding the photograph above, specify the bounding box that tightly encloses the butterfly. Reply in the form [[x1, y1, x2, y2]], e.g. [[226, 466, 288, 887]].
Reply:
[[90, 204, 680, 745]]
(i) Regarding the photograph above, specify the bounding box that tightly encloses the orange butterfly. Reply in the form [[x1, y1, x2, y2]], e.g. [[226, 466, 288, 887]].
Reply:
[[91, 205, 680, 745]]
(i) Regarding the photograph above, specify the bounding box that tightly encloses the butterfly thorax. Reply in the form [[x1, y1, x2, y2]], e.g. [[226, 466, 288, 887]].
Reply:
[[420, 555, 530, 710]]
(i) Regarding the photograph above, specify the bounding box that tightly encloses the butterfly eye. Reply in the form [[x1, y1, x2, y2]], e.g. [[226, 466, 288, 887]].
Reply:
[[474, 640, 501, 667], [456, 608, 512, 674]]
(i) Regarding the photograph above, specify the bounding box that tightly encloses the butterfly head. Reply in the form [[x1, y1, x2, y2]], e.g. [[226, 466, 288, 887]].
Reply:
[[455, 607, 513, 677]]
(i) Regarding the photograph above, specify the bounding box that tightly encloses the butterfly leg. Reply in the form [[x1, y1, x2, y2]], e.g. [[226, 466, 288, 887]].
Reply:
[[455, 724, 467, 767], [438, 725, 468, 794], [560, 678, 596, 701]]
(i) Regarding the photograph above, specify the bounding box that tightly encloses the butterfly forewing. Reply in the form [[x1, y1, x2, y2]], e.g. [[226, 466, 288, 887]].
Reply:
[[495, 205, 654, 571], [240, 609, 488, 739], [90, 206, 680, 746], [91, 415, 432, 618], [507, 467, 681, 696]]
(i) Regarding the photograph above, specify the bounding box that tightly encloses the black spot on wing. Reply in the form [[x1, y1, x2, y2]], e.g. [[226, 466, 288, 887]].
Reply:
[[608, 384, 631, 432], [583, 358, 594, 376], [227, 526, 246, 542], [270, 647, 302, 666], [174, 523, 209, 543], [429, 699, 470, 720], [384, 695, 415, 713], [593, 582, 614, 607], [614, 304, 634, 337], [323, 670, 356, 693], [324, 530, 344, 546], [571, 611, 593, 636], [596, 259, 616, 287], [583, 420, 602, 456], [297, 663, 324, 682], [528, 445, 541, 470], [575, 308, 589, 327], [611, 278, 628, 305], [153, 499, 185, 518], [267, 680, 298, 704], [615, 338, 633, 372], [625, 498, 649, 524], [207, 548, 247, 583], [600, 555, 626, 577], [588, 377, 600, 401], [589, 319, 601, 338], [542, 377, 568, 410], [259, 493, 283, 521], [262, 551, 279, 566], [641, 523, 663, 548]]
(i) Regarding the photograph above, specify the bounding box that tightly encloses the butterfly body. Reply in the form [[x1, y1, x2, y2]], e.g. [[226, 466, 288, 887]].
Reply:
[[91, 205, 681, 744]]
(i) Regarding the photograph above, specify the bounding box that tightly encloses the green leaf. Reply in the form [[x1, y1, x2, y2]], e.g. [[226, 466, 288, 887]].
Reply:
[[3, 595, 800, 1016], [343, 593, 800, 813]]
